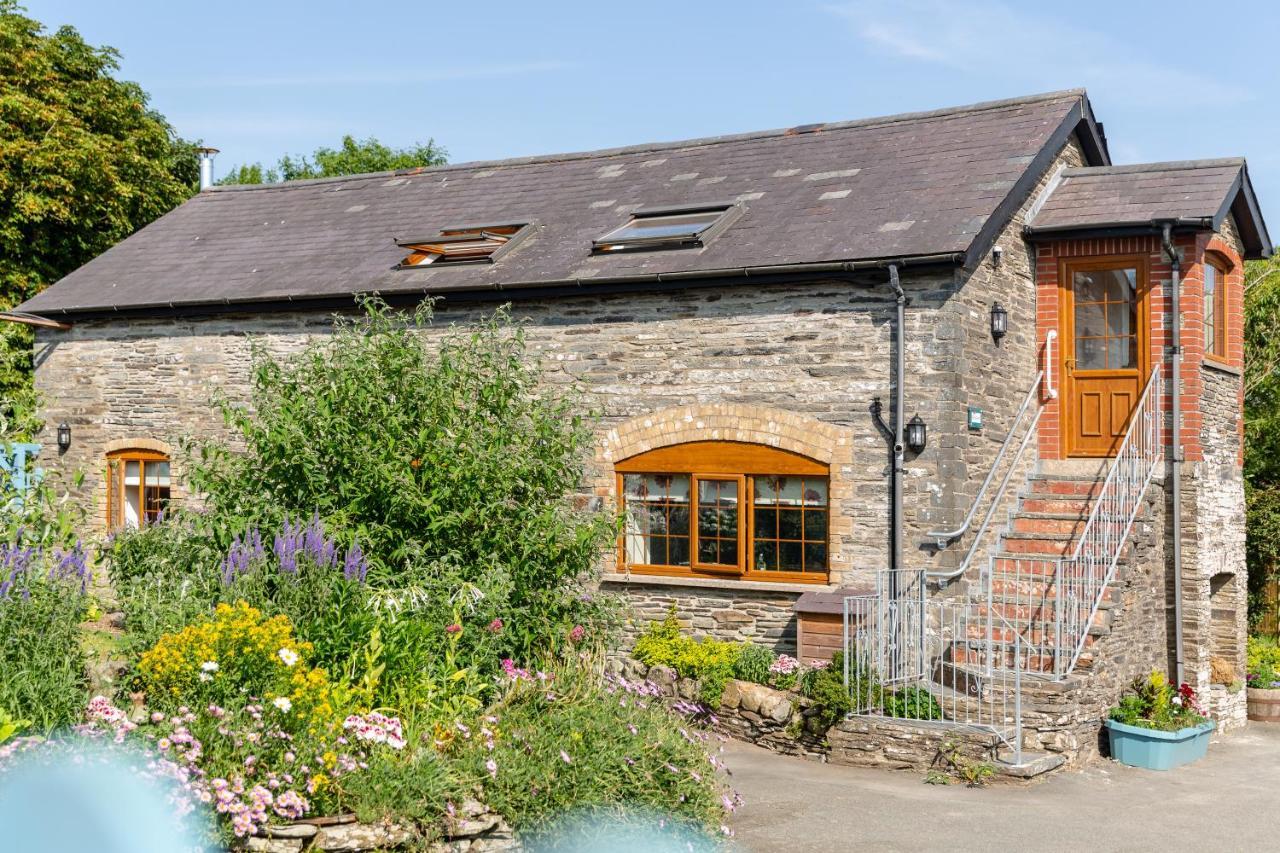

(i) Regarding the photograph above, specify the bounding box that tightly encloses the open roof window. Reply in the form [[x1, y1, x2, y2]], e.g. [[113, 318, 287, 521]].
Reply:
[[592, 202, 741, 254], [397, 222, 531, 267]]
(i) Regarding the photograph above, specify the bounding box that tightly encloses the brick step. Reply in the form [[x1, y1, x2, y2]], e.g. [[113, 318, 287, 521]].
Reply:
[[973, 602, 1113, 635], [993, 541, 1133, 565], [946, 642, 1061, 674], [1019, 496, 1095, 515], [987, 579, 1121, 610], [1011, 513, 1089, 536], [1024, 476, 1104, 497], [1000, 531, 1076, 556]]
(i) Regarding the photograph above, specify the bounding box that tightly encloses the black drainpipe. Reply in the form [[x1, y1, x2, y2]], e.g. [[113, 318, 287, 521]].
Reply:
[[1159, 222, 1186, 685], [871, 263, 907, 600]]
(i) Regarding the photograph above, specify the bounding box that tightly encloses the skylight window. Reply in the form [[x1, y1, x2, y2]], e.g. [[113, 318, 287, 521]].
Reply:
[[397, 223, 530, 267], [593, 203, 740, 253]]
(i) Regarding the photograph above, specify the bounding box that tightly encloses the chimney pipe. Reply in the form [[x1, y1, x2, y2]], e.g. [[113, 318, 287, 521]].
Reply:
[[197, 147, 220, 190]]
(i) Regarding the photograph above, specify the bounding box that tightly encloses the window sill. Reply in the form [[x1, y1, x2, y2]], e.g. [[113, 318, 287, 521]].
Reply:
[[601, 572, 832, 595], [1203, 357, 1242, 377]]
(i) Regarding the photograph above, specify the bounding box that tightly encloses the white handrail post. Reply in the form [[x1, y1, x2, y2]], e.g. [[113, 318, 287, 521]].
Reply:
[[1044, 330, 1058, 399]]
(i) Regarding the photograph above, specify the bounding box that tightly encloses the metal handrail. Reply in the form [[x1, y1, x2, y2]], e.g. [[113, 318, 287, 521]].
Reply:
[[925, 370, 1044, 549], [1044, 330, 1058, 399]]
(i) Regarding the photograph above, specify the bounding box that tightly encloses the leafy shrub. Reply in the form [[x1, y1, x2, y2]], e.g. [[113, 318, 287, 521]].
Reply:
[[1248, 636, 1280, 687], [138, 600, 333, 723], [469, 664, 735, 840], [800, 652, 853, 729], [1108, 670, 1208, 732], [0, 540, 91, 732], [884, 685, 942, 721], [732, 643, 774, 685], [632, 612, 741, 704], [185, 300, 617, 662]]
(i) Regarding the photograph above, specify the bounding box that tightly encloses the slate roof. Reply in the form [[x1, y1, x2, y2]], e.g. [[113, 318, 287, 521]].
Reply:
[[19, 90, 1109, 318], [1027, 160, 1270, 257]]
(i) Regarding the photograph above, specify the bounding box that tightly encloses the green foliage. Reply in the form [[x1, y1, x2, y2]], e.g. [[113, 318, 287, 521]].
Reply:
[[0, 707, 29, 744], [884, 685, 942, 721], [184, 299, 616, 664], [1244, 255, 1280, 625], [1247, 635, 1280, 687], [0, 542, 91, 732], [217, 135, 446, 185], [731, 643, 775, 685], [934, 739, 995, 788], [474, 664, 731, 839], [1108, 670, 1208, 732], [0, 2, 197, 410], [632, 612, 741, 704], [800, 652, 854, 729]]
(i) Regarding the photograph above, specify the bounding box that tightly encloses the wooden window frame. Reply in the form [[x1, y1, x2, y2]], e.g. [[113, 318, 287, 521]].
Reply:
[[105, 448, 171, 531], [615, 441, 830, 584], [1204, 256, 1228, 361]]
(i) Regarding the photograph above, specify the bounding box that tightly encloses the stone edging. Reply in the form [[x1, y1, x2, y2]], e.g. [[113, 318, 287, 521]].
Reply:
[[244, 799, 516, 852]]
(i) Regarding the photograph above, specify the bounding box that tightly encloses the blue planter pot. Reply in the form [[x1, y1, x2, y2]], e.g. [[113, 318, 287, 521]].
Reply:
[[1104, 718, 1215, 771]]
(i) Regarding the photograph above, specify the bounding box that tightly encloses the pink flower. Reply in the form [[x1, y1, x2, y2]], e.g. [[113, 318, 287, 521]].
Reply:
[[487, 618, 504, 633], [560, 749, 572, 765], [485, 759, 498, 778], [445, 623, 462, 635], [569, 625, 585, 644], [769, 654, 800, 675]]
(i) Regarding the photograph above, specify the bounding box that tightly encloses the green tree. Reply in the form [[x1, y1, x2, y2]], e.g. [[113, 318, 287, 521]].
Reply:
[[0, 1, 197, 437], [217, 135, 446, 185], [1244, 252, 1280, 624]]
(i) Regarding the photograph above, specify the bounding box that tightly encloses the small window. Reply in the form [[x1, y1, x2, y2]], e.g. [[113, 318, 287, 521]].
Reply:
[[593, 203, 739, 253], [616, 440, 829, 583], [397, 223, 530, 267], [1205, 259, 1227, 359], [106, 449, 170, 530]]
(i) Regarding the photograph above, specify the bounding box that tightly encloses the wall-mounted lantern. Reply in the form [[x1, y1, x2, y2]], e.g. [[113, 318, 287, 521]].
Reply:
[[905, 414, 927, 454], [990, 302, 1008, 341], [56, 422, 71, 451]]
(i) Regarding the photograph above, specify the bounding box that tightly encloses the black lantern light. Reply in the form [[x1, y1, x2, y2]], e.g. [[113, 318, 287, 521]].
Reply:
[[905, 414, 927, 454], [56, 422, 71, 451], [990, 302, 1008, 341]]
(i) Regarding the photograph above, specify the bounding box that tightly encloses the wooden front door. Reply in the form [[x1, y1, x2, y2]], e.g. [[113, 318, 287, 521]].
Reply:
[[1061, 256, 1150, 457]]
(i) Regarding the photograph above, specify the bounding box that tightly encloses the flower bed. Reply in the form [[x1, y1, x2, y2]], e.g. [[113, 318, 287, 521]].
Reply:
[[0, 305, 740, 850]]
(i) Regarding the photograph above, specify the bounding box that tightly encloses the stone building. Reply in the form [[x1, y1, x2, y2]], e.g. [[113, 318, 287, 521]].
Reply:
[[10, 89, 1269, 762]]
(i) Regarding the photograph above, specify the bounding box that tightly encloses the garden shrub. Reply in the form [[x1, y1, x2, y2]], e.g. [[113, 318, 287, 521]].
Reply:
[[0, 540, 91, 732], [138, 600, 333, 723], [632, 612, 741, 704], [184, 299, 617, 663], [732, 643, 774, 685], [470, 663, 736, 841], [1247, 635, 1280, 687], [800, 651, 855, 729], [884, 685, 942, 720]]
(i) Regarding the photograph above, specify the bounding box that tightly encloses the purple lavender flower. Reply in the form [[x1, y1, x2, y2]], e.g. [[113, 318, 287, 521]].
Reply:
[[341, 542, 368, 584], [221, 529, 265, 586]]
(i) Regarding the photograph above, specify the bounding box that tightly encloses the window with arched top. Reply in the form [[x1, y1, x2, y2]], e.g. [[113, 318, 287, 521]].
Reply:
[[615, 441, 829, 583], [106, 448, 171, 530]]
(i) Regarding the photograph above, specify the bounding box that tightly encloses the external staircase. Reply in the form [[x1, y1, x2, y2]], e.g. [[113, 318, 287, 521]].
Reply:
[[843, 363, 1165, 765]]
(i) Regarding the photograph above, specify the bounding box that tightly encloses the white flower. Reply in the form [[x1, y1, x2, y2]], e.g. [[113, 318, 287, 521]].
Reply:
[[272, 697, 293, 714], [199, 672, 213, 683], [201, 661, 219, 673], [278, 648, 299, 667]]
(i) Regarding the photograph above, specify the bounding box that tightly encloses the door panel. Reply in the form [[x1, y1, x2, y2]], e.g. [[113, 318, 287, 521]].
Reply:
[[1062, 259, 1149, 457]]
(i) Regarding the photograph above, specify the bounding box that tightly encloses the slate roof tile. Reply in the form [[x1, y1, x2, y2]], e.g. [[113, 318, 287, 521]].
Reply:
[[23, 91, 1096, 315]]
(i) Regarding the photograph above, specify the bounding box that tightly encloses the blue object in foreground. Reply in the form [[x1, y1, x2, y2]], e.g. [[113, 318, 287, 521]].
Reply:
[[1104, 718, 1216, 771]]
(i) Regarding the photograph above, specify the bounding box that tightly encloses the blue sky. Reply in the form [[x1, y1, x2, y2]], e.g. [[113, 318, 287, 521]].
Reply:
[[24, 0, 1280, 216]]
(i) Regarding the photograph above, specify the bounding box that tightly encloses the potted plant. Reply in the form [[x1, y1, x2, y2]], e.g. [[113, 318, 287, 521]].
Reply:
[[1104, 671, 1214, 771], [1246, 636, 1280, 722]]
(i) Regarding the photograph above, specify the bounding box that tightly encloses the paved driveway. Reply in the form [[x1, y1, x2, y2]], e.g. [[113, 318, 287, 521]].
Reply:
[[725, 723, 1280, 852]]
